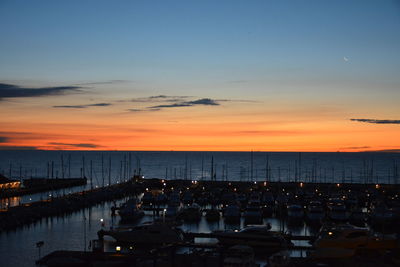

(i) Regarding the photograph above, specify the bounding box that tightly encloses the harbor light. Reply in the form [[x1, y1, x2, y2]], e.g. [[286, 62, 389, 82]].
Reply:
[[254, 181, 257, 184], [263, 182, 267, 186], [100, 218, 104, 222], [299, 182, 304, 188], [375, 184, 380, 189], [336, 183, 340, 187], [163, 183, 166, 186], [328, 232, 333, 236], [228, 182, 231, 186], [161, 179, 165, 183], [116, 246, 121, 252], [146, 188, 149, 191], [234, 188, 237, 192]]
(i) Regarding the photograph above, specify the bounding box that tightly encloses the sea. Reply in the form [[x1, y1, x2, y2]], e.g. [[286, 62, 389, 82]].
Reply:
[[0, 151, 399, 267]]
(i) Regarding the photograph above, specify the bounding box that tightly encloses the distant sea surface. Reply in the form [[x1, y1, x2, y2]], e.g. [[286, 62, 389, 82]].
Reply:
[[0, 151, 399, 185]]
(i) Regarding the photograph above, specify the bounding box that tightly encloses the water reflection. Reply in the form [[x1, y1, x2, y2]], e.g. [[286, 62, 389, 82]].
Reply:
[[0, 198, 321, 267]]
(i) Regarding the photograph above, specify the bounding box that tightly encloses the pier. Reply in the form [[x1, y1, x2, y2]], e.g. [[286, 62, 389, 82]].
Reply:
[[0, 177, 87, 199], [0, 178, 141, 232]]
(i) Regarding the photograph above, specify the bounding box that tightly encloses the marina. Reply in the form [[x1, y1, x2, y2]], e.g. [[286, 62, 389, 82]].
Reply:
[[1, 170, 399, 266], [0, 151, 400, 266]]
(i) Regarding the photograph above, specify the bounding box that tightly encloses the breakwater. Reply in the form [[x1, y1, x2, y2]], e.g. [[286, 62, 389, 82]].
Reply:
[[0, 178, 141, 232], [0, 178, 87, 199]]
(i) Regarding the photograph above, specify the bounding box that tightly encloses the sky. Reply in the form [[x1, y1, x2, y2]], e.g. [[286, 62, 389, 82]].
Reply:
[[0, 0, 399, 151]]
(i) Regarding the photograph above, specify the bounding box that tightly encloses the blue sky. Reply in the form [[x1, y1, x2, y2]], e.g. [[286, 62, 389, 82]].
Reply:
[[1, 0, 399, 86], [0, 0, 399, 151]]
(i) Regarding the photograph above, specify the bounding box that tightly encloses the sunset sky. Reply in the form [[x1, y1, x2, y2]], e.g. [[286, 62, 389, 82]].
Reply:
[[0, 0, 399, 151]]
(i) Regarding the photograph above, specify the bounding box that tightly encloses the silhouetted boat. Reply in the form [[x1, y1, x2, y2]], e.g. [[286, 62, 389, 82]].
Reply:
[[98, 222, 184, 245]]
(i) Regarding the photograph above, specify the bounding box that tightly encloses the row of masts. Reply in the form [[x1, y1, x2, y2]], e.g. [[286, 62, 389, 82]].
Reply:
[[2, 152, 400, 185]]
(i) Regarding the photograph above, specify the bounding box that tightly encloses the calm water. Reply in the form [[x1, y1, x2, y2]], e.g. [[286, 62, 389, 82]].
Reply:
[[0, 198, 313, 267], [0, 151, 399, 266], [1, 151, 399, 185]]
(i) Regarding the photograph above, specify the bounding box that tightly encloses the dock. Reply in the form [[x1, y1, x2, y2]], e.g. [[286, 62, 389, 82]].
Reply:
[[0, 177, 87, 199]]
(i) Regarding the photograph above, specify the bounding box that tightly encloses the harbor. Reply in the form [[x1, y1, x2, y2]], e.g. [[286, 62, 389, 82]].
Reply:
[[0, 151, 399, 266], [1, 175, 398, 266]]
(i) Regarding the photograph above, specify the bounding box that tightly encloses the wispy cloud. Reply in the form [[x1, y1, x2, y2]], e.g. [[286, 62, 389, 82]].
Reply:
[[350, 118, 400, 124], [0, 146, 37, 150], [0, 83, 82, 100], [340, 146, 371, 150], [125, 95, 191, 103], [53, 103, 112, 109], [48, 142, 100, 148], [149, 98, 220, 109], [0, 137, 9, 143], [75, 80, 129, 86], [125, 95, 257, 112]]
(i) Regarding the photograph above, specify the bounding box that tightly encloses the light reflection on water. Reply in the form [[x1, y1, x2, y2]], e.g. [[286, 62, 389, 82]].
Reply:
[[0, 200, 315, 267]]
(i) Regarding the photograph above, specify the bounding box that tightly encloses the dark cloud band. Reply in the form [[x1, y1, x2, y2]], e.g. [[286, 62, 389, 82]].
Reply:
[[0, 83, 82, 100], [48, 142, 100, 148], [53, 103, 111, 109], [350, 118, 400, 124]]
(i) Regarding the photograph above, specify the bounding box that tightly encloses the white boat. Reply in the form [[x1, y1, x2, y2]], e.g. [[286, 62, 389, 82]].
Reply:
[[97, 222, 184, 245], [214, 225, 291, 251]]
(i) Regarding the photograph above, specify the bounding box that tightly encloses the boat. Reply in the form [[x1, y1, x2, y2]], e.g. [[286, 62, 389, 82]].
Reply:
[[205, 208, 220, 222], [155, 192, 168, 205], [268, 250, 290, 267], [182, 191, 193, 204], [165, 205, 182, 218], [168, 191, 181, 206], [261, 192, 275, 218], [141, 192, 154, 205], [327, 201, 349, 222], [223, 245, 258, 267], [349, 207, 367, 226], [313, 224, 399, 250], [244, 193, 262, 224], [286, 204, 304, 224], [306, 201, 325, 226], [179, 203, 202, 222], [118, 198, 144, 222], [369, 203, 394, 227], [243, 204, 263, 225], [97, 222, 184, 245], [214, 225, 291, 252], [224, 204, 241, 224]]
